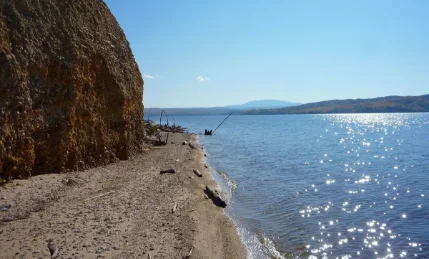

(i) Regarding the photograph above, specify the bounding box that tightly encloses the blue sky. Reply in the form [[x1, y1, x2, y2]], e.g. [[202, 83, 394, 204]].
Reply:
[[104, 0, 429, 108]]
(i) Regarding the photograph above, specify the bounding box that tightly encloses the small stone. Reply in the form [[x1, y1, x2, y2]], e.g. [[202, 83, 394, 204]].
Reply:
[[62, 178, 78, 186], [97, 228, 108, 235], [0, 204, 11, 211], [2, 216, 13, 222]]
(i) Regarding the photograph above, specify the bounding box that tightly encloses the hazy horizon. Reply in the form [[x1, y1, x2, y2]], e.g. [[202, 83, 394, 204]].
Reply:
[[144, 94, 428, 109], [105, 0, 429, 108], [145, 99, 298, 109]]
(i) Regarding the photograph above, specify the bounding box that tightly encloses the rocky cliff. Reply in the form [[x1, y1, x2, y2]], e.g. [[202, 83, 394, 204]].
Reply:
[[0, 0, 144, 179]]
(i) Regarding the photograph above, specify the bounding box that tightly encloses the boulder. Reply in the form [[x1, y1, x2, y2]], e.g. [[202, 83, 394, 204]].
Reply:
[[0, 0, 144, 179]]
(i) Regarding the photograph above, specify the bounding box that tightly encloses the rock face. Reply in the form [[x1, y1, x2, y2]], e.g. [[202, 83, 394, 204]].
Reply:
[[0, 0, 144, 179]]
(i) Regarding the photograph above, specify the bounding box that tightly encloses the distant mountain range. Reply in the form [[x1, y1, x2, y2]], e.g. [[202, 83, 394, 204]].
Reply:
[[144, 95, 429, 118], [243, 95, 429, 115], [225, 99, 300, 109], [144, 99, 298, 117]]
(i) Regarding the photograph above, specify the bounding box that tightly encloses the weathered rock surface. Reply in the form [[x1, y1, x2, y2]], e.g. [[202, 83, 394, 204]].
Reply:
[[0, 0, 144, 179]]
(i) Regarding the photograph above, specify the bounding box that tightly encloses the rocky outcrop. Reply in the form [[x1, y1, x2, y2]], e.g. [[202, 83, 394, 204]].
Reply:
[[0, 0, 144, 179]]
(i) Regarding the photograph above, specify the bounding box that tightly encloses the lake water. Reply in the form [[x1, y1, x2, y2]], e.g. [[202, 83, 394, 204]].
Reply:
[[157, 113, 429, 259]]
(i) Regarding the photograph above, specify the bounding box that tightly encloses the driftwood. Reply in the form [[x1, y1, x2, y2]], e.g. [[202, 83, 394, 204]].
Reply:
[[153, 131, 169, 146], [188, 143, 196, 149], [159, 124, 188, 133], [193, 169, 202, 177], [160, 169, 176, 174], [160, 110, 169, 126], [172, 203, 177, 213], [204, 186, 227, 208], [183, 247, 193, 259], [84, 191, 115, 202], [148, 252, 152, 259], [158, 111, 187, 133]]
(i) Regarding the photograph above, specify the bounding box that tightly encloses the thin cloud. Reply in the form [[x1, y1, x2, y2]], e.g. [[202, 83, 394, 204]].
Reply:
[[143, 74, 155, 79], [196, 76, 210, 82]]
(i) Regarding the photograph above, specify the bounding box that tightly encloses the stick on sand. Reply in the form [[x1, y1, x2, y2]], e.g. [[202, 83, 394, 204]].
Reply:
[[84, 191, 115, 202]]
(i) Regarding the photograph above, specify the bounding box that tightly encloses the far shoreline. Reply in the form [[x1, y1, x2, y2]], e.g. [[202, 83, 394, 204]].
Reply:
[[145, 94, 429, 116]]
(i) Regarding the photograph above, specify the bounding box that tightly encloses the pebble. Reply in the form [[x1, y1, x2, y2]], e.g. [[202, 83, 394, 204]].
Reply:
[[0, 204, 11, 211], [2, 216, 14, 222]]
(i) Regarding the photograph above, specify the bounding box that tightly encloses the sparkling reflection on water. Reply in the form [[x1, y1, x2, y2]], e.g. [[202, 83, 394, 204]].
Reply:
[[171, 113, 429, 259], [299, 114, 428, 259]]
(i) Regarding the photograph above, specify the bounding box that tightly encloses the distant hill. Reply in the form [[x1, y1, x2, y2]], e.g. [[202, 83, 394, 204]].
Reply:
[[226, 99, 300, 110], [243, 95, 429, 115], [144, 107, 233, 118], [144, 99, 298, 117]]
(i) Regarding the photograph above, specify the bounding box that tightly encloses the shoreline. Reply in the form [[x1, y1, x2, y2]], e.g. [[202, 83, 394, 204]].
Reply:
[[199, 134, 286, 259], [0, 133, 246, 258]]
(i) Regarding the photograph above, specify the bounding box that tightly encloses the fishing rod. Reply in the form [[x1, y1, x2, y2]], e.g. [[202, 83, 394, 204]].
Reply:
[[212, 112, 233, 134]]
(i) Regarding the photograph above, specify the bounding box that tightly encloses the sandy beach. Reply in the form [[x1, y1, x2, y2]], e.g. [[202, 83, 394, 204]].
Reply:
[[0, 133, 246, 259]]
